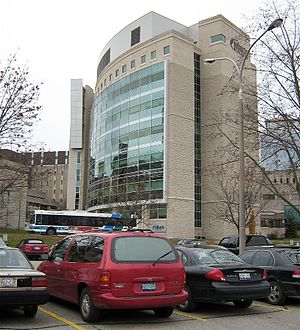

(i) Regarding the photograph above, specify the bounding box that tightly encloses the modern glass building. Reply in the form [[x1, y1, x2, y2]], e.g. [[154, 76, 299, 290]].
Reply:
[[89, 62, 166, 211], [85, 12, 257, 239]]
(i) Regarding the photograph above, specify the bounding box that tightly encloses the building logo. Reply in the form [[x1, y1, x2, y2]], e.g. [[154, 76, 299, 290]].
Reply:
[[151, 224, 166, 233], [230, 38, 247, 57]]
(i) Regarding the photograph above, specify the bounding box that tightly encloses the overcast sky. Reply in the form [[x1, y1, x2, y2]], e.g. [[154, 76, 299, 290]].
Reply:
[[0, 0, 265, 151]]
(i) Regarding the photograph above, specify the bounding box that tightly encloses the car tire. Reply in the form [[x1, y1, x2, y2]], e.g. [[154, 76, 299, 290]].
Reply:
[[267, 281, 286, 305], [177, 285, 197, 312], [79, 287, 100, 322], [46, 228, 56, 235], [23, 305, 38, 318], [154, 307, 174, 317], [233, 299, 253, 308]]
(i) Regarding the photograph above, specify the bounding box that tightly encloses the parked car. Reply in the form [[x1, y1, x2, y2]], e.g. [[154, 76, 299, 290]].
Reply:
[[16, 239, 49, 260], [177, 238, 206, 247], [218, 235, 274, 255], [239, 247, 300, 305], [38, 229, 187, 322], [0, 246, 49, 317], [175, 245, 270, 312]]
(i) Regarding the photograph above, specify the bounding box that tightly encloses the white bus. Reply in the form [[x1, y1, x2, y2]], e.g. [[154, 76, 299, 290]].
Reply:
[[26, 210, 127, 235]]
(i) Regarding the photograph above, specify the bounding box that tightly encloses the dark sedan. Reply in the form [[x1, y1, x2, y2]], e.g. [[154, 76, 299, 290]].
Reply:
[[239, 247, 300, 305], [176, 245, 270, 312]]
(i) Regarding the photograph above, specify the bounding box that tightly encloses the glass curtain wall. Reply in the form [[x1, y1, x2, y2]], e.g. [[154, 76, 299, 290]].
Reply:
[[88, 62, 165, 210]]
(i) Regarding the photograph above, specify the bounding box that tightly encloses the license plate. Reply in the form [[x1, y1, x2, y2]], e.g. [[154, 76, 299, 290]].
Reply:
[[0, 278, 17, 288], [34, 247, 41, 250], [239, 273, 251, 280], [142, 282, 156, 291]]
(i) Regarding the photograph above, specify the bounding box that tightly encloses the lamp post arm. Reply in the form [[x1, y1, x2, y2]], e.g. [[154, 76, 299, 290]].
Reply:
[[239, 29, 269, 83]]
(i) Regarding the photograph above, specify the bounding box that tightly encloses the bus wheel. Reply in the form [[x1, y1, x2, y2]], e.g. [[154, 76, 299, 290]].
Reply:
[[46, 228, 56, 235]]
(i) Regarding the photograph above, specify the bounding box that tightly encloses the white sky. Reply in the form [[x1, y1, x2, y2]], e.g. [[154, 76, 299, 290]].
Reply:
[[0, 0, 264, 151]]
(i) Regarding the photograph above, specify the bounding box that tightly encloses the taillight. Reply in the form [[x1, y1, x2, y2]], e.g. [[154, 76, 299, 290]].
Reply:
[[262, 269, 268, 280], [183, 271, 186, 285], [100, 271, 111, 288], [292, 269, 300, 279], [32, 276, 48, 287], [206, 269, 225, 281]]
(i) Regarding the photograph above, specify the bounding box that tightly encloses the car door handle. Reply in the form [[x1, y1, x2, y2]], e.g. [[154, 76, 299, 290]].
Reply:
[[57, 267, 62, 271]]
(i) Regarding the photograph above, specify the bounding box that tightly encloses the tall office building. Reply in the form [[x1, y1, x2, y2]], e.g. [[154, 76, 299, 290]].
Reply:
[[86, 12, 258, 239], [67, 79, 94, 210]]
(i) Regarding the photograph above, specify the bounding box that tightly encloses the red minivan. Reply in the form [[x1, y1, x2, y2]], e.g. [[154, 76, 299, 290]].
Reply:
[[38, 230, 187, 322]]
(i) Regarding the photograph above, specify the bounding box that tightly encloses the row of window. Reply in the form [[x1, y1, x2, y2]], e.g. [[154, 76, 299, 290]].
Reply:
[[273, 177, 297, 184], [97, 46, 169, 93]]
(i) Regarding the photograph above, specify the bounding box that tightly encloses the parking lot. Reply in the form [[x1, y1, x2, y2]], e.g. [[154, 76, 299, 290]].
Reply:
[[0, 298, 299, 330]]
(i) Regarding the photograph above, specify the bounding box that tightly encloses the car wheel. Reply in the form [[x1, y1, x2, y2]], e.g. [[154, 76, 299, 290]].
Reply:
[[154, 307, 174, 317], [46, 228, 56, 235], [177, 285, 197, 312], [23, 305, 38, 318], [79, 287, 100, 322], [233, 299, 253, 308], [267, 281, 286, 305]]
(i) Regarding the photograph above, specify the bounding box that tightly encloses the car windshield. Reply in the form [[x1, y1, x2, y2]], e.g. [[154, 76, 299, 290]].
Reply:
[[112, 237, 178, 263], [279, 249, 300, 264], [0, 249, 33, 269], [192, 249, 244, 264]]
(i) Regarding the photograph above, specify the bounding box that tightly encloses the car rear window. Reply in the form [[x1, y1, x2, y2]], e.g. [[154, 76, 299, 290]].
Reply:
[[112, 236, 178, 263], [26, 240, 44, 244], [279, 249, 300, 264], [0, 249, 33, 269], [192, 249, 243, 264]]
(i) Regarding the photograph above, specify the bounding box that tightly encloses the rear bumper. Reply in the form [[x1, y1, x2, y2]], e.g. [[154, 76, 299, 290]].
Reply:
[[281, 281, 300, 297], [194, 281, 270, 302], [0, 289, 49, 306], [93, 290, 188, 310]]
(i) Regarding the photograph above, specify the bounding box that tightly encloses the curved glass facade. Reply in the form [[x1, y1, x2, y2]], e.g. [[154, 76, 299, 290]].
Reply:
[[88, 61, 166, 209]]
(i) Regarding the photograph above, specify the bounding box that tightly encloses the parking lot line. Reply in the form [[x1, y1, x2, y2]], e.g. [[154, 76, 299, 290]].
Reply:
[[252, 303, 288, 312], [38, 306, 86, 330], [174, 310, 207, 322]]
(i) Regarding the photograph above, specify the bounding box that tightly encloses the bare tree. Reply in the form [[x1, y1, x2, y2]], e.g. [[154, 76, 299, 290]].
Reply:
[[242, 0, 300, 215], [0, 53, 42, 151]]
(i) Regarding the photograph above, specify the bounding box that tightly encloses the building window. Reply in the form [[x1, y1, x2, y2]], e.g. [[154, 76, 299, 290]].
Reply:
[[210, 34, 226, 44], [131, 27, 140, 46], [263, 194, 276, 200], [141, 55, 146, 64], [150, 204, 167, 219], [163, 45, 170, 56], [150, 50, 157, 61], [194, 52, 201, 228], [115, 69, 119, 78], [109, 74, 112, 82], [122, 64, 127, 74], [130, 59, 136, 69]]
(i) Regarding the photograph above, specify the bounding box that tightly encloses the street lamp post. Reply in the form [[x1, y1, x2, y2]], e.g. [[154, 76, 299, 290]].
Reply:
[[204, 18, 283, 253]]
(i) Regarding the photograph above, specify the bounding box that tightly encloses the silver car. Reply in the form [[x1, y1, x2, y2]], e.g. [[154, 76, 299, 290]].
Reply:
[[0, 246, 49, 317]]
